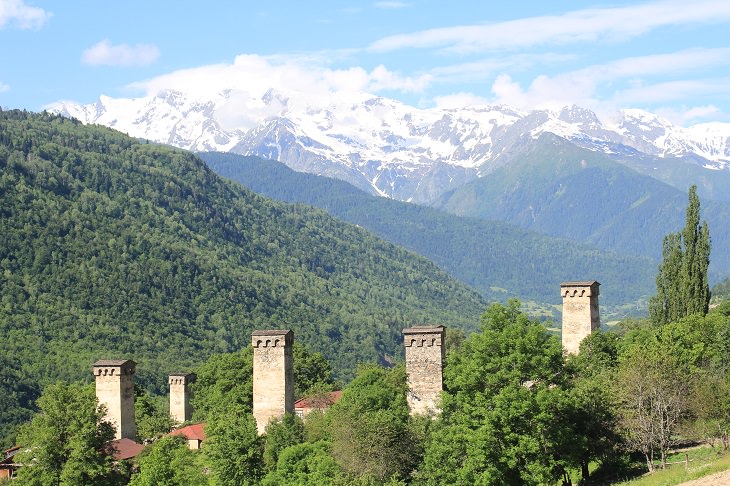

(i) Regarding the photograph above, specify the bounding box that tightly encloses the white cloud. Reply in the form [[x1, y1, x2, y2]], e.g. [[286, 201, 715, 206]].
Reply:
[[129, 54, 430, 101], [0, 81, 9, 93], [124, 54, 433, 130], [655, 105, 721, 125], [432, 92, 489, 109], [427, 53, 576, 85], [486, 48, 730, 116], [368, 0, 730, 54], [0, 0, 51, 29], [81, 39, 160, 67]]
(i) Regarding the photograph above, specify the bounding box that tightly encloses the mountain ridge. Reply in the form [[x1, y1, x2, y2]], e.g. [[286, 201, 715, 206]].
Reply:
[[199, 150, 657, 313], [50, 89, 730, 203]]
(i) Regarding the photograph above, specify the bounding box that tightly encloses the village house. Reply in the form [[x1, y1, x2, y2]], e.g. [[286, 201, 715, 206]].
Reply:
[[169, 422, 206, 450], [294, 390, 343, 419]]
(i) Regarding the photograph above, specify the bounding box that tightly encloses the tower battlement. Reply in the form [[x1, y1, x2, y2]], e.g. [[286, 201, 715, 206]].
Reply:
[[92, 359, 135, 376], [561, 281, 600, 355], [169, 373, 195, 386], [403, 326, 445, 416], [93, 359, 136, 440], [169, 372, 196, 424], [252, 330, 294, 434], [252, 329, 293, 349]]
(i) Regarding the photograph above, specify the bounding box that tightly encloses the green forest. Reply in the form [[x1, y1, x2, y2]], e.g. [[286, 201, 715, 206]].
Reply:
[[433, 133, 730, 280], [0, 110, 485, 446], [11, 298, 730, 485], [201, 151, 656, 311], [3, 111, 730, 485]]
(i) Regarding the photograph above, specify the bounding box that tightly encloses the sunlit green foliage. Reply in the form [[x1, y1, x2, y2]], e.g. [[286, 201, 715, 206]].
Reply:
[[0, 109, 484, 444], [129, 436, 207, 486], [201, 150, 658, 308], [650, 185, 711, 325], [13, 383, 117, 486]]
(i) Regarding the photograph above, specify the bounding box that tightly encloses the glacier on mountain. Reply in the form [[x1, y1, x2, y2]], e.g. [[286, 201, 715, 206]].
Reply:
[[49, 89, 730, 203]]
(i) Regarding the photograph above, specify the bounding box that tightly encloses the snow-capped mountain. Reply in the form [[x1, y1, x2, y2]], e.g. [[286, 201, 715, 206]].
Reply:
[[50, 89, 730, 203]]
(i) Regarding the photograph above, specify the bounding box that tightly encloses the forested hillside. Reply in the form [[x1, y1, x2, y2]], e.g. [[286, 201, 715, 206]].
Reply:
[[201, 151, 656, 309], [434, 133, 730, 279], [0, 110, 485, 444]]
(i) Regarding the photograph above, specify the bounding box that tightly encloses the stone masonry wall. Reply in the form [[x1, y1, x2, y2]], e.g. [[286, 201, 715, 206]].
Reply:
[[252, 330, 294, 434], [169, 373, 195, 424], [93, 359, 136, 440], [561, 281, 600, 355], [403, 326, 445, 416]]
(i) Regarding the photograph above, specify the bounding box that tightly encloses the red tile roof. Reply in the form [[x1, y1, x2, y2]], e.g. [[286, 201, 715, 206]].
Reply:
[[169, 422, 206, 441], [294, 390, 342, 409], [108, 438, 145, 460]]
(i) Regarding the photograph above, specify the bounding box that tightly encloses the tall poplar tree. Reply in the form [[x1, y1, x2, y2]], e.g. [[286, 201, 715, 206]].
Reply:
[[649, 185, 711, 325]]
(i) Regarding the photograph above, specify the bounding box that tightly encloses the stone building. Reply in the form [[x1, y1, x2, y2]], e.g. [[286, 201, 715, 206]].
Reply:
[[252, 329, 294, 434], [169, 372, 196, 424], [403, 325, 446, 416], [561, 281, 600, 354], [92, 359, 136, 440]]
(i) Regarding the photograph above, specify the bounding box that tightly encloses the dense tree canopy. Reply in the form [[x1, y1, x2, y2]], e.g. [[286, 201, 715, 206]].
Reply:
[[129, 436, 206, 486], [202, 150, 658, 310], [0, 109, 484, 445], [420, 301, 576, 485], [5, 110, 730, 485], [13, 383, 117, 486], [10, 301, 730, 485]]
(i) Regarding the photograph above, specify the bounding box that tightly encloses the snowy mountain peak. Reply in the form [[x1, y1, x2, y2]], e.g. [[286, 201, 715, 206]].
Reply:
[[50, 91, 730, 202]]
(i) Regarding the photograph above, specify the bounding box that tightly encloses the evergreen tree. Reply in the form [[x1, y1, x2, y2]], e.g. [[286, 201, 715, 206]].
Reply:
[[650, 185, 711, 325], [682, 186, 712, 315]]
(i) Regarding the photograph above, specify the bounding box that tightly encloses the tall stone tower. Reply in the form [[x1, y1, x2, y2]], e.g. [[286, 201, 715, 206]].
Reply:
[[92, 359, 136, 440], [169, 373, 196, 424], [561, 281, 600, 355], [252, 330, 294, 434], [403, 326, 446, 416]]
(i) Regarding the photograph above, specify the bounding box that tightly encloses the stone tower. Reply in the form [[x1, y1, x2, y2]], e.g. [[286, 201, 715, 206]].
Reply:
[[169, 373, 196, 424], [403, 326, 446, 416], [561, 281, 600, 355], [92, 359, 136, 440], [252, 330, 294, 434]]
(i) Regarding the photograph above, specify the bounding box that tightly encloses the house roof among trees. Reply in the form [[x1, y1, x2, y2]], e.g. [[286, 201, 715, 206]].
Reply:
[[169, 422, 206, 441], [294, 390, 342, 409], [108, 438, 144, 460]]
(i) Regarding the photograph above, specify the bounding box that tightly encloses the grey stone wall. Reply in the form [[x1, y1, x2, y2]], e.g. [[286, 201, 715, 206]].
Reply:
[[561, 281, 600, 355], [403, 326, 445, 416], [252, 330, 294, 434], [93, 359, 136, 440]]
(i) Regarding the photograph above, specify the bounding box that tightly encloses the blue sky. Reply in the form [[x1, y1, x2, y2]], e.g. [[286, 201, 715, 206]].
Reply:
[[1, 0, 729, 126]]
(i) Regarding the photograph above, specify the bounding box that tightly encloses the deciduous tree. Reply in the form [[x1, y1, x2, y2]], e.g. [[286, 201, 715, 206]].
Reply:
[[204, 408, 263, 486], [419, 301, 575, 485], [129, 436, 207, 486], [14, 383, 117, 486]]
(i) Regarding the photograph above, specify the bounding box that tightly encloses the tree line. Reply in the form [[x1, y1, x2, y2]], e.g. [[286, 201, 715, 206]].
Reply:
[[11, 297, 730, 485]]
